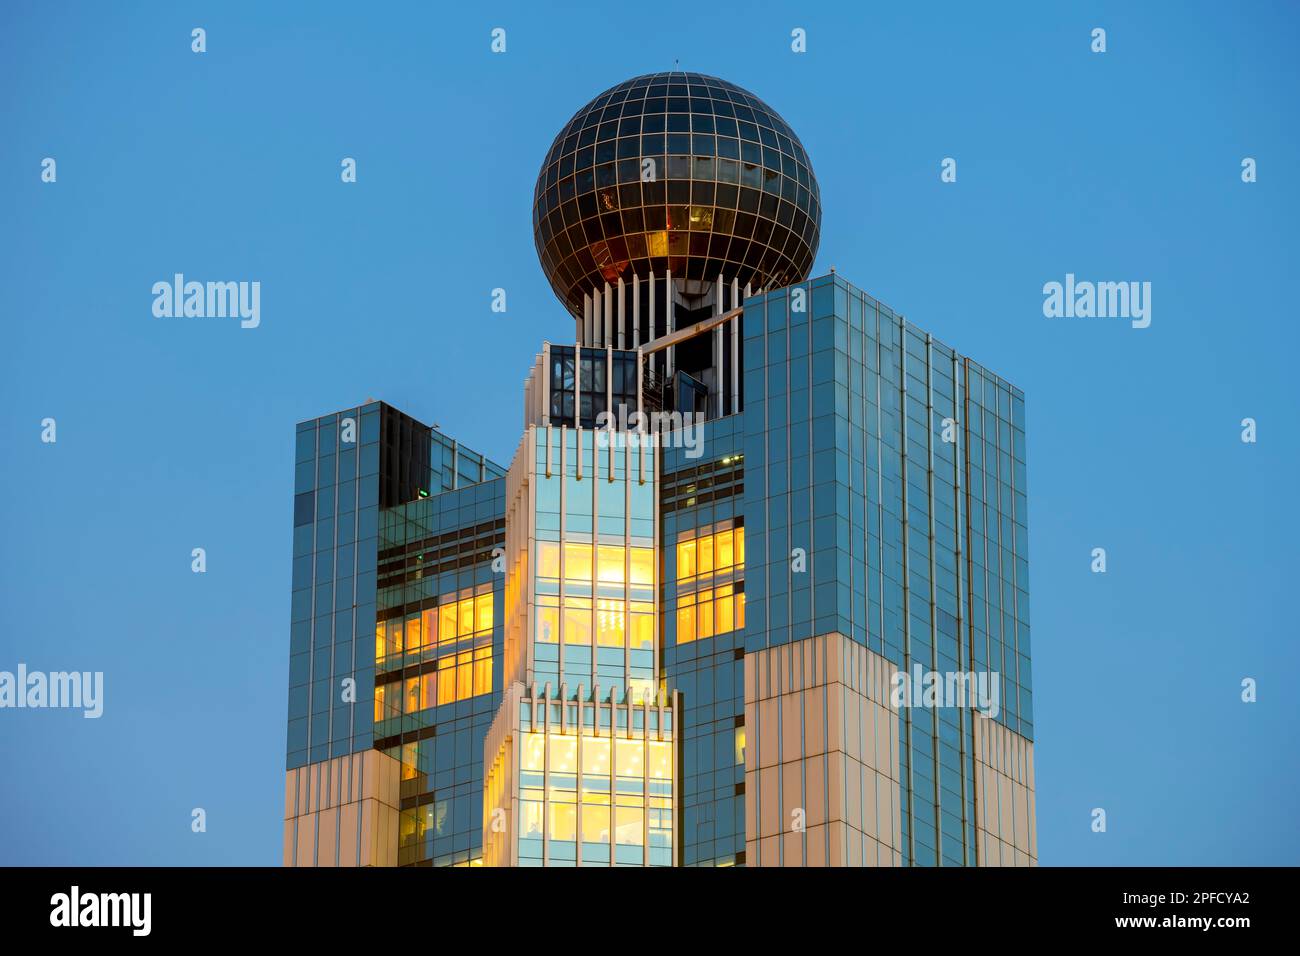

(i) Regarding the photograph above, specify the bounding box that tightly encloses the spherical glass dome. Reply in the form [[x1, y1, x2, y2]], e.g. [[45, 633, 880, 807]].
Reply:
[[533, 71, 821, 319]]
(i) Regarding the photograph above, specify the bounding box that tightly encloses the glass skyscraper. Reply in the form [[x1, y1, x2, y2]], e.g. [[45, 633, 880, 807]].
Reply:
[[283, 71, 1035, 867]]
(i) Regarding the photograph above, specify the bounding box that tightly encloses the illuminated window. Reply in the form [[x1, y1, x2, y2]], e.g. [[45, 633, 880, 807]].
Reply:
[[439, 603, 458, 643], [630, 547, 654, 586], [564, 542, 593, 582], [421, 672, 436, 712], [421, 607, 438, 648], [536, 604, 559, 643], [615, 738, 643, 778], [549, 802, 577, 842], [716, 583, 734, 634], [615, 806, 644, 845], [374, 621, 385, 664], [735, 726, 746, 765], [716, 529, 734, 571], [405, 676, 420, 714], [520, 800, 544, 838], [581, 804, 611, 844], [475, 593, 493, 633], [583, 737, 610, 777], [736, 590, 746, 629], [473, 647, 492, 695], [597, 545, 625, 584], [405, 614, 422, 652], [458, 598, 474, 637], [401, 742, 418, 781], [563, 598, 592, 645], [676, 540, 696, 581], [521, 732, 546, 772], [549, 736, 577, 774], [374, 683, 386, 722], [676, 595, 696, 644], [735, 526, 745, 566], [456, 651, 473, 700], [596, 598, 625, 647], [699, 534, 714, 575], [630, 603, 654, 649], [649, 740, 673, 779], [537, 540, 561, 579], [437, 657, 456, 705], [697, 592, 715, 640]]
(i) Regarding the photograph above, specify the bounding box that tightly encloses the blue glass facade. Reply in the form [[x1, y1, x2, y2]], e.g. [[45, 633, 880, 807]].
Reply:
[[740, 273, 1031, 866]]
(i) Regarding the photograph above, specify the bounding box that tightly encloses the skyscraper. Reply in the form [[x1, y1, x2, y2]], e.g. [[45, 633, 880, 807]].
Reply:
[[283, 71, 1035, 868]]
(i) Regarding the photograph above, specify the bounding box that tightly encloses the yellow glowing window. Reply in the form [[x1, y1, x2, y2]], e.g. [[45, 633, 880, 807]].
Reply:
[[735, 526, 745, 566], [697, 595, 715, 640], [716, 583, 734, 635], [405, 676, 420, 714], [630, 547, 654, 586], [596, 598, 625, 647], [676, 598, 696, 644], [646, 230, 668, 257], [421, 608, 438, 647], [734, 726, 746, 765], [564, 542, 593, 582], [387, 618, 403, 656], [475, 594, 493, 633], [736, 590, 746, 629], [648, 740, 673, 779], [537, 540, 560, 580], [581, 804, 611, 843], [597, 545, 625, 584], [458, 598, 474, 636], [439, 603, 458, 643], [549, 802, 577, 842], [421, 672, 436, 711], [615, 806, 644, 845], [536, 605, 559, 643], [473, 648, 492, 696], [456, 651, 473, 700], [699, 535, 714, 575], [549, 736, 577, 774], [374, 621, 385, 663], [563, 600, 592, 645], [716, 529, 734, 571], [630, 609, 654, 650], [405, 614, 422, 651], [676, 540, 696, 581], [374, 683, 386, 722], [437, 657, 456, 705], [401, 742, 418, 780], [615, 738, 644, 778], [583, 736, 610, 777], [521, 732, 546, 772]]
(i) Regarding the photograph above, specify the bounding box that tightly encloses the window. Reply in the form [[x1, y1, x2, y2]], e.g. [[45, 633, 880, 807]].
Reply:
[[677, 540, 696, 580], [564, 542, 593, 582], [563, 598, 592, 645], [537, 540, 560, 579], [595, 598, 625, 646], [629, 547, 654, 586], [597, 545, 625, 584]]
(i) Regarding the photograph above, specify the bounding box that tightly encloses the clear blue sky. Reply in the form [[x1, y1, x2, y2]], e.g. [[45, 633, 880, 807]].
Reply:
[[1, 0, 1297, 865]]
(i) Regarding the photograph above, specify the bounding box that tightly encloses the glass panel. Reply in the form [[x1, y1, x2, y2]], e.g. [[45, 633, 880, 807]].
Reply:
[[676, 540, 696, 580], [564, 542, 593, 582], [597, 545, 625, 584], [537, 540, 561, 579], [630, 547, 654, 586]]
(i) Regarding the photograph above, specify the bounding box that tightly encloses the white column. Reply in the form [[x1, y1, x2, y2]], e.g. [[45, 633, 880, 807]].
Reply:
[[584, 292, 593, 347], [604, 281, 613, 348], [665, 268, 674, 378], [715, 273, 724, 418], [617, 277, 626, 350], [632, 274, 641, 349]]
